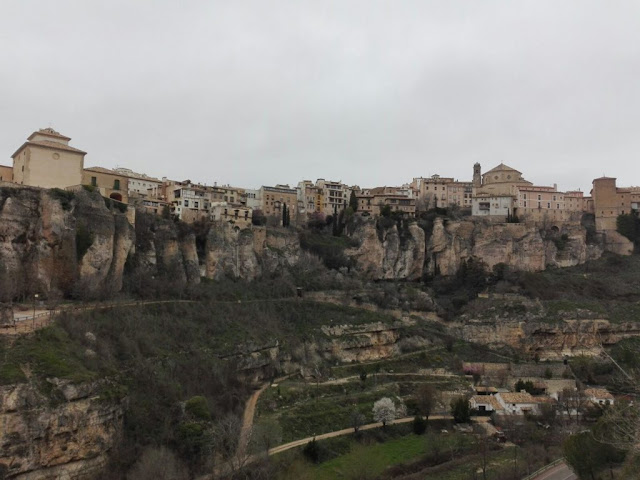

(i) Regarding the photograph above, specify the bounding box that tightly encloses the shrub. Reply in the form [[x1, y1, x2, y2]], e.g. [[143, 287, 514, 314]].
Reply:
[[553, 233, 570, 251], [302, 438, 320, 463], [412, 415, 427, 435], [49, 188, 75, 211], [185, 396, 211, 420], [76, 223, 94, 259], [450, 397, 471, 424]]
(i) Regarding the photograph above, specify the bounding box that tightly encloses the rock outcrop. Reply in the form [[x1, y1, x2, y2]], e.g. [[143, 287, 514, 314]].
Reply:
[[0, 380, 125, 479], [204, 225, 300, 280], [457, 315, 640, 360], [346, 222, 425, 280]]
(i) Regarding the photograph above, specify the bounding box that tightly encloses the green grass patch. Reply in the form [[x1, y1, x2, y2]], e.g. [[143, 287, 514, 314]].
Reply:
[[0, 326, 94, 385], [314, 434, 431, 479]]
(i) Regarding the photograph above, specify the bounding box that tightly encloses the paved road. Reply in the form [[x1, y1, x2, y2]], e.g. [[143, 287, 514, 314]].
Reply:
[[531, 462, 577, 480]]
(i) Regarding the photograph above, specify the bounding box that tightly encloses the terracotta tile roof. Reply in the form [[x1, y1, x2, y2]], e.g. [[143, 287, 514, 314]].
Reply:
[[85, 166, 118, 174], [28, 128, 71, 141], [584, 388, 614, 400], [12, 140, 86, 157], [470, 395, 502, 411], [484, 163, 522, 175], [498, 392, 536, 404]]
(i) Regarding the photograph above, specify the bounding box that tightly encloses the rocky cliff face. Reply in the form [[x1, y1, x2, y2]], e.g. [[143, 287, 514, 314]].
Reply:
[[426, 217, 604, 276], [0, 380, 125, 480], [346, 222, 425, 280], [457, 313, 640, 360], [0, 186, 135, 300], [203, 225, 300, 280]]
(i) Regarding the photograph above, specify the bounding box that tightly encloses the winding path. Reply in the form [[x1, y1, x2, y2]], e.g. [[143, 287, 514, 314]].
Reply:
[[268, 415, 453, 456]]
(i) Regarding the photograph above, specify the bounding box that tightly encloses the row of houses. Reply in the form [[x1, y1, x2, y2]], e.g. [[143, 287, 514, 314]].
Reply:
[[1, 128, 638, 231], [470, 385, 615, 417]]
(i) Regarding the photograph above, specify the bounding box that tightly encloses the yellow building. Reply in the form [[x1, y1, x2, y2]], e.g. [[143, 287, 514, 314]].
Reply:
[[356, 186, 416, 216], [591, 177, 635, 231], [11, 128, 85, 189], [261, 185, 297, 221], [0, 165, 12, 182], [82, 167, 129, 203]]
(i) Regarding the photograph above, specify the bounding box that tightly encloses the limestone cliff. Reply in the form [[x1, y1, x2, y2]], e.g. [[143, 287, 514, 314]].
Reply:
[[203, 225, 300, 280], [0, 186, 135, 299], [346, 222, 425, 280], [426, 217, 604, 276], [0, 380, 125, 479]]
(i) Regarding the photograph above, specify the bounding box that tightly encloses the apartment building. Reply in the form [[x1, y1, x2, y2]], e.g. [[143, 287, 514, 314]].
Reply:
[[112, 167, 162, 198], [210, 203, 253, 228], [411, 175, 473, 210], [260, 184, 297, 220], [356, 186, 416, 216]]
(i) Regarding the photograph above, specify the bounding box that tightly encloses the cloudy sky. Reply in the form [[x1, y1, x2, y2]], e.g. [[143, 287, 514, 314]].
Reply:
[[1, 1, 639, 192]]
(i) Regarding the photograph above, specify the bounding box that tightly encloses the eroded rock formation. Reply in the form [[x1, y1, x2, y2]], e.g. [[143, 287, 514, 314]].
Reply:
[[0, 380, 125, 479]]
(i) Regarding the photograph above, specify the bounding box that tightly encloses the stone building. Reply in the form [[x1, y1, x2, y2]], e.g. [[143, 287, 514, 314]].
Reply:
[[591, 177, 638, 231], [10, 128, 86, 189]]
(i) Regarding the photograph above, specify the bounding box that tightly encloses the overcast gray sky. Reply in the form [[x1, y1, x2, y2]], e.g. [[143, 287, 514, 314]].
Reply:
[[2, 1, 639, 192]]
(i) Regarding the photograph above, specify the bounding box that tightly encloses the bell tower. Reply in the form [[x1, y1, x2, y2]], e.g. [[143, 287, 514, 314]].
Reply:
[[473, 163, 482, 187]]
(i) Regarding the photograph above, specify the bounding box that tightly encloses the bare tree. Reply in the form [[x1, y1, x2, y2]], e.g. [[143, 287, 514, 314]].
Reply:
[[416, 384, 440, 424], [127, 446, 188, 480], [214, 414, 252, 476]]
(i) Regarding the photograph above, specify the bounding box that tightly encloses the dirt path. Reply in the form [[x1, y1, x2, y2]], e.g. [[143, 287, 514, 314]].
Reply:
[[268, 415, 453, 456], [318, 371, 461, 386], [237, 383, 270, 460]]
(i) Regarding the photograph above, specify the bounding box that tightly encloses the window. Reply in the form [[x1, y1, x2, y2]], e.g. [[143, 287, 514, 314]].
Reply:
[[114, 179, 120, 190], [547, 203, 550, 208], [194, 201, 199, 208], [91, 176, 97, 186], [184, 200, 189, 207], [537, 195, 541, 200]]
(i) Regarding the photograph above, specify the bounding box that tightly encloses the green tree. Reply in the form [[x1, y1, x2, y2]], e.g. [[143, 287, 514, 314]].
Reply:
[[617, 213, 638, 243], [380, 204, 392, 217], [564, 431, 624, 480], [349, 190, 358, 211], [412, 415, 427, 435], [451, 397, 471, 424]]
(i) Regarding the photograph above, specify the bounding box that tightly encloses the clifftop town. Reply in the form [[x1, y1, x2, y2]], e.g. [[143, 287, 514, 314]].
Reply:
[[1, 128, 638, 235]]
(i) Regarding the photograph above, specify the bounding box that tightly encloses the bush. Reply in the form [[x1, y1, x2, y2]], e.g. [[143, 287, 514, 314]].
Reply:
[[252, 209, 267, 226], [412, 415, 427, 435], [185, 396, 211, 420], [49, 188, 75, 211], [302, 438, 320, 463], [450, 397, 471, 424], [298, 231, 356, 270], [76, 223, 94, 259]]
